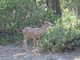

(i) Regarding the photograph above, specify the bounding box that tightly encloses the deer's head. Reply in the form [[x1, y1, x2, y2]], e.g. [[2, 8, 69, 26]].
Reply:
[[44, 21, 53, 27]]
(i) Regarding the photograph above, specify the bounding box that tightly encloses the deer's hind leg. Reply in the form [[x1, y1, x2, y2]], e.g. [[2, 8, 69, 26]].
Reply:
[[23, 39, 28, 52], [23, 34, 29, 52], [33, 38, 36, 49]]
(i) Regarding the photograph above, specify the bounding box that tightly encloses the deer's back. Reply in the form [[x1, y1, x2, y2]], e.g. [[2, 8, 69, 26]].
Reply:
[[22, 27, 40, 38]]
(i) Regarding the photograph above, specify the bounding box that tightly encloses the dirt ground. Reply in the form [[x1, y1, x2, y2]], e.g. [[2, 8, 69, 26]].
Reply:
[[0, 44, 80, 60]]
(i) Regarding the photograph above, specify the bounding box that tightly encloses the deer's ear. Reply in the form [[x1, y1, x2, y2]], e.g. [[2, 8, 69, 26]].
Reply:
[[44, 21, 47, 24]]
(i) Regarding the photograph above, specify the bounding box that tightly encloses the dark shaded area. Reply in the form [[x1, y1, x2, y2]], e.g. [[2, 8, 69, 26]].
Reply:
[[51, 0, 62, 16]]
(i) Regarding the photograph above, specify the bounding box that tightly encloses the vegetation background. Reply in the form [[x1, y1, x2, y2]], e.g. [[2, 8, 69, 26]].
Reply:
[[0, 0, 80, 52]]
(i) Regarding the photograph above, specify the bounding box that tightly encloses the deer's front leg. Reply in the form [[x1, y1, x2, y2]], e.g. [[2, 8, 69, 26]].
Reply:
[[35, 40, 40, 55], [36, 40, 40, 53]]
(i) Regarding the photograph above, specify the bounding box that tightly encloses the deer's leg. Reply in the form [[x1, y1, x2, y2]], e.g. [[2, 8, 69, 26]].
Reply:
[[36, 40, 39, 50], [36, 40, 40, 55], [23, 39, 28, 52], [32, 39, 39, 54], [33, 38, 36, 49]]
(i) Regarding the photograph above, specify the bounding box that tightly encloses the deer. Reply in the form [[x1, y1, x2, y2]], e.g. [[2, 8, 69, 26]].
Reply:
[[22, 21, 52, 53]]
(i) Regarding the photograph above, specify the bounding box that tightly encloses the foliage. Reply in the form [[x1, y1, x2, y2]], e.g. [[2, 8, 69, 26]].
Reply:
[[0, 0, 80, 52], [0, 0, 57, 45], [40, 12, 80, 52]]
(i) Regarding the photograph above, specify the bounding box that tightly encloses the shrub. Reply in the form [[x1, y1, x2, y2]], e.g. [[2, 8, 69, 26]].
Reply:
[[40, 20, 80, 52], [0, 0, 58, 45]]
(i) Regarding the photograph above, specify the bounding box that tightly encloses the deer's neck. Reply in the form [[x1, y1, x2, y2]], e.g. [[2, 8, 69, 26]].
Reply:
[[40, 24, 48, 31]]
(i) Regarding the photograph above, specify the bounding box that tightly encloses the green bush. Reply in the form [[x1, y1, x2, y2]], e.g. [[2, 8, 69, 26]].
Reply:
[[0, 0, 58, 45], [0, 0, 80, 53], [39, 12, 80, 52], [40, 23, 80, 52]]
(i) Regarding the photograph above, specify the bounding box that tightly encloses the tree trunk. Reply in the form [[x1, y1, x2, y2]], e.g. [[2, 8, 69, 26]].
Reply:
[[51, 0, 56, 13], [33, 0, 36, 3], [77, 7, 80, 19], [46, 0, 49, 7], [51, 0, 62, 16]]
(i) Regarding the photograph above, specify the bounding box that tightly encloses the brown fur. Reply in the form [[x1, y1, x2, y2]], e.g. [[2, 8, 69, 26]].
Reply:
[[22, 21, 52, 52]]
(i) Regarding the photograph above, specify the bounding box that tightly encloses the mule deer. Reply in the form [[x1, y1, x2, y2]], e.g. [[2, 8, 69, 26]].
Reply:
[[22, 21, 52, 53]]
